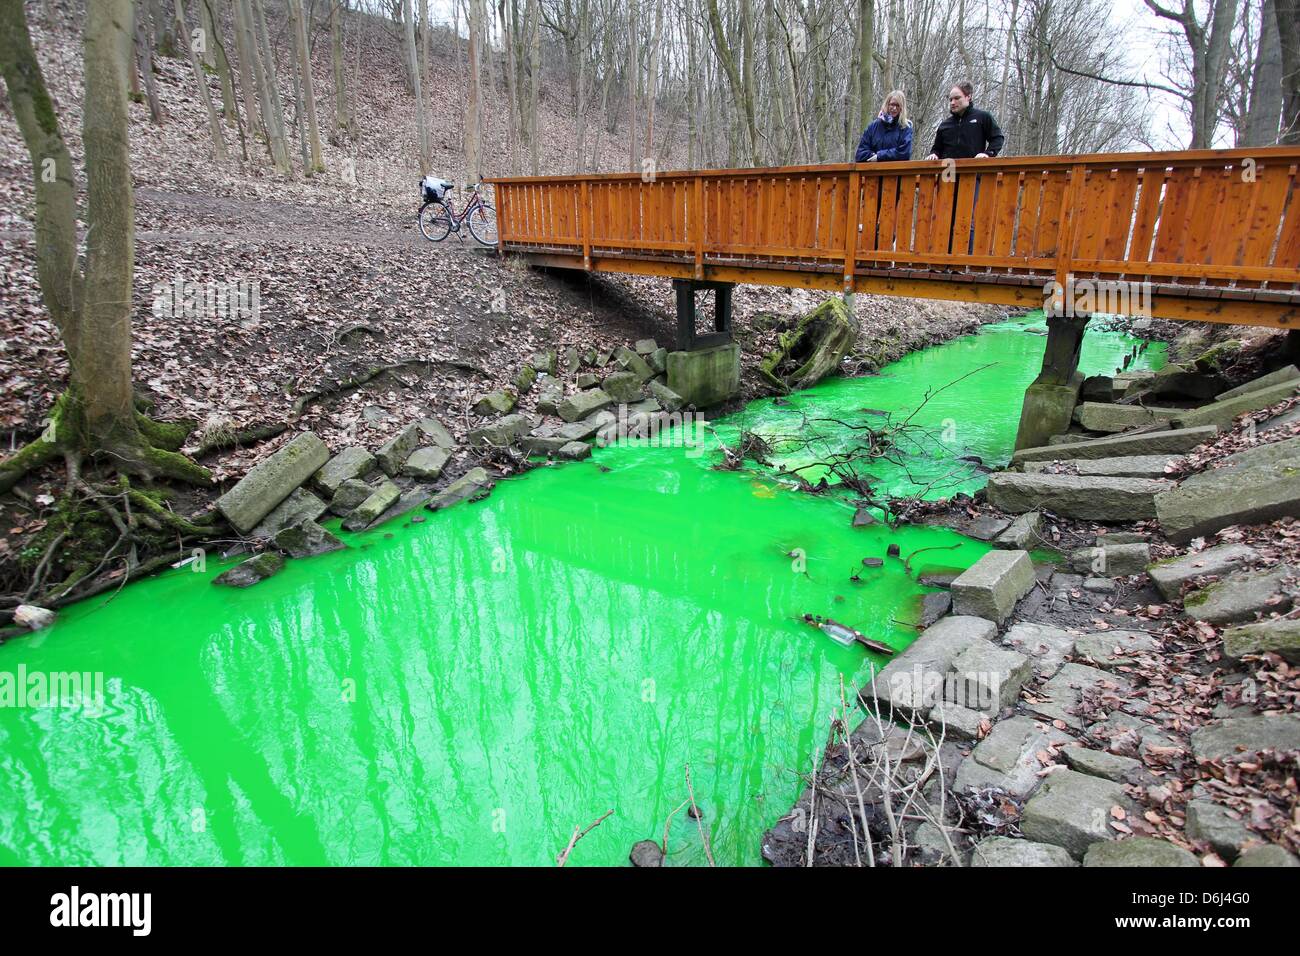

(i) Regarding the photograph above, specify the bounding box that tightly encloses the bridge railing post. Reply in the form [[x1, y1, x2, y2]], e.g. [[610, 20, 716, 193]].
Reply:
[[580, 180, 592, 270], [1051, 163, 1086, 311], [693, 176, 705, 279], [843, 170, 861, 293]]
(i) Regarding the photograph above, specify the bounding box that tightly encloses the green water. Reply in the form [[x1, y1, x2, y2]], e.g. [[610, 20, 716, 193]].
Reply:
[[0, 312, 1163, 866]]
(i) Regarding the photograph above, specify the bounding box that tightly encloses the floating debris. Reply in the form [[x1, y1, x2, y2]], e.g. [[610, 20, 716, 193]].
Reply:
[[801, 614, 895, 655]]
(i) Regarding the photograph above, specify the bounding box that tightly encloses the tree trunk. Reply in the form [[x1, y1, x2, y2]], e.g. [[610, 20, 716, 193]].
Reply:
[[467, 0, 484, 181], [249, 0, 291, 172], [134, 1, 165, 123], [858, 0, 874, 134], [230, 0, 262, 142], [81, 0, 140, 448], [1244, 0, 1284, 144], [404, 0, 431, 171], [176, 0, 228, 161], [1279, 0, 1300, 142], [628, 0, 640, 170], [288, 0, 324, 171], [0, 0, 80, 342], [204, 0, 238, 129]]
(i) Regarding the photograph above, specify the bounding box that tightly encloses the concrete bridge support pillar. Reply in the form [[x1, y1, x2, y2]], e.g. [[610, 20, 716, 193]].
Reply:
[[668, 279, 741, 408], [1013, 313, 1091, 451]]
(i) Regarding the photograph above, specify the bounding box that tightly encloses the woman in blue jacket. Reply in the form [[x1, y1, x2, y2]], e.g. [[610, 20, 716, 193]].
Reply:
[[854, 91, 913, 163]]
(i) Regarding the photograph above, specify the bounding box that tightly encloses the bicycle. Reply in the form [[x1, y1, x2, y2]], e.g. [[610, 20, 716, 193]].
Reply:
[[417, 180, 498, 246]]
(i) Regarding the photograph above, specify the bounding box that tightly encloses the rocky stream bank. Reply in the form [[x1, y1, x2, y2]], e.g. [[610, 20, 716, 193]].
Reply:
[[761, 347, 1300, 868]]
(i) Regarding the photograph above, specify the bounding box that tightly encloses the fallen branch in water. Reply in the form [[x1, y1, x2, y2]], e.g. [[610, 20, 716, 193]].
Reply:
[[556, 808, 615, 867], [903, 543, 963, 577], [684, 763, 716, 867]]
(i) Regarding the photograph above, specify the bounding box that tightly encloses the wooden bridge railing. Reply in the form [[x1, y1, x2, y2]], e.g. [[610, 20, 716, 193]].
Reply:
[[487, 147, 1300, 327]]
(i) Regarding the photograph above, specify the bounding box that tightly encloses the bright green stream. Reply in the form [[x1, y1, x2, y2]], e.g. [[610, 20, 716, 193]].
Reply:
[[0, 313, 1163, 866]]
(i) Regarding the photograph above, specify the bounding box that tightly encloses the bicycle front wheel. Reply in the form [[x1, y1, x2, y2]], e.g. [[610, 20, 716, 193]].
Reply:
[[418, 200, 453, 242], [467, 202, 498, 246]]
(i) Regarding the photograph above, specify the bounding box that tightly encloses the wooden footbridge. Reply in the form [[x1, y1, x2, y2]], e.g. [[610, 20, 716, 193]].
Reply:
[[488, 147, 1300, 330]]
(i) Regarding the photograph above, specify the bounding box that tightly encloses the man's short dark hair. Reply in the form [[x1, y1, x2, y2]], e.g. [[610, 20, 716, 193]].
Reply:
[[952, 81, 974, 99]]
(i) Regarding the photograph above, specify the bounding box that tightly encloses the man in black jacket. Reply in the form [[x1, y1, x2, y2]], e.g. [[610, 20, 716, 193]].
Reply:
[[924, 82, 1004, 160]]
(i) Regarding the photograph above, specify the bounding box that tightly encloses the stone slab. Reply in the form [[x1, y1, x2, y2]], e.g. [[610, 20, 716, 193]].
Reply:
[[1020, 770, 1132, 859], [216, 432, 329, 534], [1182, 565, 1296, 625], [950, 550, 1036, 624], [987, 473, 1171, 521], [1011, 426, 1218, 465], [1146, 543, 1260, 600], [1173, 379, 1300, 430], [1215, 365, 1300, 402]]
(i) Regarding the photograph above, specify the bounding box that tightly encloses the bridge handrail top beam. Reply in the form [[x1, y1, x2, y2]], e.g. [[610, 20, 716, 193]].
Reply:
[[485, 146, 1300, 185]]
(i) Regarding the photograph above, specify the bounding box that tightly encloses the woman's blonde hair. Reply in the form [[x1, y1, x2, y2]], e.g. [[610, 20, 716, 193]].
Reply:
[[879, 90, 910, 128]]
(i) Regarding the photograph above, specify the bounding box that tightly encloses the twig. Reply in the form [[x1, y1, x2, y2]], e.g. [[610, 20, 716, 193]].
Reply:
[[684, 763, 715, 867], [556, 808, 614, 867]]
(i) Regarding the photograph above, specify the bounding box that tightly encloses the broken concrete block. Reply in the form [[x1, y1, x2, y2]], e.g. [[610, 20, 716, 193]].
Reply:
[[1011, 426, 1218, 465], [273, 520, 345, 558], [216, 432, 329, 534], [953, 716, 1072, 797], [341, 480, 400, 531], [1001, 622, 1076, 678], [1071, 629, 1159, 669], [1026, 662, 1132, 730], [313, 446, 376, 496], [1074, 402, 1180, 433], [1185, 799, 1256, 860], [471, 389, 517, 416], [994, 511, 1043, 549], [1173, 379, 1300, 430], [1182, 565, 1296, 625], [426, 468, 494, 512], [864, 616, 996, 718], [403, 446, 450, 480], [468, 413, 532, 448], [250, 487, 327, 539], [1083, 838, 1199, 867], [950, 550, 1036, 624], [1062, 747, 1144, 782], [1190, 714, 1300, 760], [557, 389, 615, 422], [602, 371, 644, 402], [1020, 770, 1133, 859], [1157, 461, 1300, 544], [1222, 617, 1300, 663], [213, 551, 285, 588], [968, 837, 1077, 867], [949, 641, 1032, 710], [987, 474, 1172, 521], [1215, 365, 1300, 402], [329, 478, 372, 517], [1146, 543, 1260, 600]]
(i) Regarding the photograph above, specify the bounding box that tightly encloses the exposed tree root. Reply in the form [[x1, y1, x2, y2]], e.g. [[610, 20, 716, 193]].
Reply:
[[194, 422, 288, 458], [0, 431, 59, 495]]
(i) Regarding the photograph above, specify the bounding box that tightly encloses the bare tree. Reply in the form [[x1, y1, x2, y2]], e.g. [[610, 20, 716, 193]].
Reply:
[[133, 0, 165, 123], [288, 0, 325, 171], [176, 0, 229, 162], [1280, 0, 1300, 141], [467, 0, 485, 180], [0, 0, 210, 489], [1145, 0, 1241, 148]]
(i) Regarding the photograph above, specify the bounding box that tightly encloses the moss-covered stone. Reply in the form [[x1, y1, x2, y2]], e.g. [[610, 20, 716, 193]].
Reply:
[[213, 551, 285, 588]]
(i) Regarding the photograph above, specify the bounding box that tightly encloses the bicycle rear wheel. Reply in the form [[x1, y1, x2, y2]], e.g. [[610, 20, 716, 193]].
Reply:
[[418, 200, 452, 242], [467, 202, 498, 246]]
